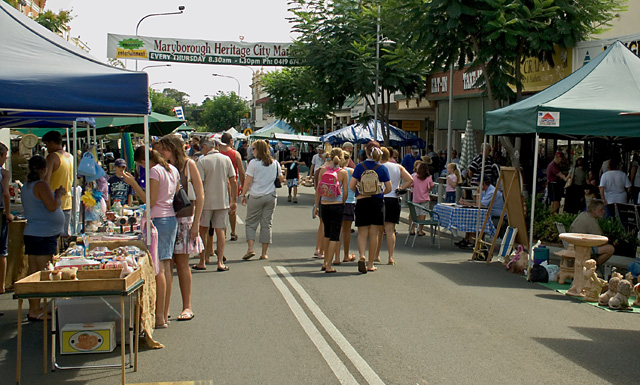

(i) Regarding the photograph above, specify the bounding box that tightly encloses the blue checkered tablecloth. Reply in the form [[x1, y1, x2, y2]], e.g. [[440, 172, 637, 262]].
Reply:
[[433, 204, 496, 236]]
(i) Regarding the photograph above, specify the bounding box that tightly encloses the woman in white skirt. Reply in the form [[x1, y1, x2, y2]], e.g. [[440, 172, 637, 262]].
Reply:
[[156, 135, 204, 321], [240, 140, 284, 260]]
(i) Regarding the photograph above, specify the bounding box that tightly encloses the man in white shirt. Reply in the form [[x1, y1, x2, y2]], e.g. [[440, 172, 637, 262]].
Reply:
[[309, 145, 325, 178], [193, 139, 237, 272]]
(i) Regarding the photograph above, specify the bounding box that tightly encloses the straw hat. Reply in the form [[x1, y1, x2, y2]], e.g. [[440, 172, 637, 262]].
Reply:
[[421, 155, 433, 164]]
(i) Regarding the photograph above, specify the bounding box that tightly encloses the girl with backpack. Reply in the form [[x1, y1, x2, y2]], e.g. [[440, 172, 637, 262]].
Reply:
[[314, 148, 348, 273], [349, 141, 392, 273]]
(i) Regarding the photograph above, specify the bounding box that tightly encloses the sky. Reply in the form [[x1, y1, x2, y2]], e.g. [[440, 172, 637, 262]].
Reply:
[[46, 0, 296, 104]]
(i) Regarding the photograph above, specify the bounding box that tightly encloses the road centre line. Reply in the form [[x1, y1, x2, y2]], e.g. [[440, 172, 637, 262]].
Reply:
[[276, 266, 385, 385], [264, 266, 359, 385]]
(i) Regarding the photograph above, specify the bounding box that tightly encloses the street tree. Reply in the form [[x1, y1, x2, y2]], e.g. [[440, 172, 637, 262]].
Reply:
[[290, 0, 427, 146], [34, 9, 73, 34], [199, 91, 250, 132], [397, 0, 626, 169], [261, 67, 334, 133], [149, 88, 177, 116]]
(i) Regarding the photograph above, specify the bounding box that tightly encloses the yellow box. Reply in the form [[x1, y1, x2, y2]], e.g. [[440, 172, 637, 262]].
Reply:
[[61, 322, 116, 354]]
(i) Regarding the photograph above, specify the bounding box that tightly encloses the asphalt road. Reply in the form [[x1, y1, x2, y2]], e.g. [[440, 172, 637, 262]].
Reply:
[[1, 188, 638, 385]]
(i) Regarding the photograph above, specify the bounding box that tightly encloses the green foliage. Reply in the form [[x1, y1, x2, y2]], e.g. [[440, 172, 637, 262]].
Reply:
[[261, 67, 333, 132], [34, 9, 73, 33], [199, 92, 250, 132], [398, 0, 627, 105], [288, 0, 428, 144], [149, 88, 177, 116]]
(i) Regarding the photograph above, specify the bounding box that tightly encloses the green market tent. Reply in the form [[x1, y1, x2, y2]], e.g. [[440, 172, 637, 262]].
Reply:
[[94, 112, 184, 136], [485, 41, 640, 138], [484, 41, 640, 261], [251, 119, 295, 139]]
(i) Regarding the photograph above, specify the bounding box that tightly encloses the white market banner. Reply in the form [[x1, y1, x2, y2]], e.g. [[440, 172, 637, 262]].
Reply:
[[107, 34, 300, 66], [537, 111, 560, 127]]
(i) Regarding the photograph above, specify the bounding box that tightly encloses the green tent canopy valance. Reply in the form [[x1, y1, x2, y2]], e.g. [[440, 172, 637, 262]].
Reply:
[[485, 41, 640, 138]]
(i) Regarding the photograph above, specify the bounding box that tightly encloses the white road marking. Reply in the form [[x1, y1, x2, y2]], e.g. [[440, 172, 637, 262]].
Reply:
[[235, 214, 244, 225], [264, 266, 359, 385], [277, 266, 385, 385]]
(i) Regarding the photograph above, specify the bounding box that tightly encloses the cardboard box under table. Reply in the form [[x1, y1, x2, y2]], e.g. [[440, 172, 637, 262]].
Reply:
[[61, 322, 116, 354], [12, 239, 155, 385]]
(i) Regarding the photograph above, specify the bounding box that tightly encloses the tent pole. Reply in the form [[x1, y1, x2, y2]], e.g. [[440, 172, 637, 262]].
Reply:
[[71, 123, 77, 235], [144, 115, 151, 248], [446, 63, 454, 165], [528, 133, 540, 274], [475, 135, 488, 248]]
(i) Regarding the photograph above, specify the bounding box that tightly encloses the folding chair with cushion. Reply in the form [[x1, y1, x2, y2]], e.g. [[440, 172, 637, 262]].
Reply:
[[405, 201, 441, 248]]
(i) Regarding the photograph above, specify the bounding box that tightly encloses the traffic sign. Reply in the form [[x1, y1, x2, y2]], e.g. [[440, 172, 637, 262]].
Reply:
[[244, 128, 253, 136]]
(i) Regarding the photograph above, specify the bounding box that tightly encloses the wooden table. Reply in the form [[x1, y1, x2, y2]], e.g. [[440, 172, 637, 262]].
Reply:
[[559, 233, 608, 297], [13, 271, 144, 385]]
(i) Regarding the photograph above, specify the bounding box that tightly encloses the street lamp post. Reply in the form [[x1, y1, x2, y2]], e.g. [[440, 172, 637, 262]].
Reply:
[[212, 73, 241, 96], [239, 66, 257, 128], [150, 81, 172, 88], [135, 6, 185, 70], [141, 64, 172, 71]]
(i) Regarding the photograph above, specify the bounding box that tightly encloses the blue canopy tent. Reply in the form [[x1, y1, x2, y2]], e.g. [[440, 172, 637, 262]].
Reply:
[[321, 120, 425, 148], [0, 2, 149, 124], [0, 2, 152, 238]]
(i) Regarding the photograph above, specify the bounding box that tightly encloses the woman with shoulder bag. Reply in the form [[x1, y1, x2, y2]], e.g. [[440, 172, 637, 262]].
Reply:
[[240, 140, 284, 260], [124, 146, 179, 329], [156, 135, 204, 322]]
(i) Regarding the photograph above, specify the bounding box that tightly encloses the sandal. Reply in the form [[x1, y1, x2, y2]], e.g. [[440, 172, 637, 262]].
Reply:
[[229, 233, 238, 241], [367, 266, 378, 272], [177, 311, 195, 321], [417, 232, 426, 237]]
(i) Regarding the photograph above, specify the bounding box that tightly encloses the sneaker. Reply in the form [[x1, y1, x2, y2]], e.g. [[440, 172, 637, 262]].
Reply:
[[293, 197, 298, 203], [288, 196, 292, 202]]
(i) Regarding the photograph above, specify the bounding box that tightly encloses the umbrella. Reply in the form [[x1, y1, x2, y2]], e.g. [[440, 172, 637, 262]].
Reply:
[[459, 119, 476, 171], [94, 112, 184, 136], [321, 120, 425, 148]]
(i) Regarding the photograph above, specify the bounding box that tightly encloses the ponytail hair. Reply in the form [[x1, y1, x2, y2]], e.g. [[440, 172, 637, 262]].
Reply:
[[329, 147, 343, 167], [449, 162, 462, 183], [365, 141, 382, 162], [134, 145, 171, 172], [380, 147, 391, 162]]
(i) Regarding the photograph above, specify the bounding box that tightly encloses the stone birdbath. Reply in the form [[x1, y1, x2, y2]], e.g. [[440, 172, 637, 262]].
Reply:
[[559, 233, 608, 297]]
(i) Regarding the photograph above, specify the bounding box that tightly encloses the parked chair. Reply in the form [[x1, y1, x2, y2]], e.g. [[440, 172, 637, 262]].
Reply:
[[405, 201, 441, 248]]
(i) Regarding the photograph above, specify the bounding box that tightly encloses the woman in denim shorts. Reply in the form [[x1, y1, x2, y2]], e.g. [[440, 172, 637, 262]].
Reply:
[[124, 146, 179, 329]]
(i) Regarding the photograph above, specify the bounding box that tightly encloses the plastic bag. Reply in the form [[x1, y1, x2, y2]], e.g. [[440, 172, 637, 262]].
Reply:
[[78, 153, 97, 177]]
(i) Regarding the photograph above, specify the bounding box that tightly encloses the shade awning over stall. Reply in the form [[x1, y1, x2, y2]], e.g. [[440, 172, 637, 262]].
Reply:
[[321, 120, 426, 148], [484, 41, 640, 138], [251, 119, 296, 139], [0, 2, 149, 126], [94, 112, 184, 137]]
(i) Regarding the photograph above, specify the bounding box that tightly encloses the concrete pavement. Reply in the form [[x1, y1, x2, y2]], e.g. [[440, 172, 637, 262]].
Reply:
[[1, 187, 638, 384]]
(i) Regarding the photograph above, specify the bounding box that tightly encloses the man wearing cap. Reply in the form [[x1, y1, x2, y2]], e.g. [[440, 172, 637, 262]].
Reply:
[[219, 133, 245, 241], [107, 159, 133, 208], [193, 138, 237, 271], [282, 147, 305, 203], [401, 146, 420, 173], [547, 151, 568, 214], [342, 142, 356, 168]]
